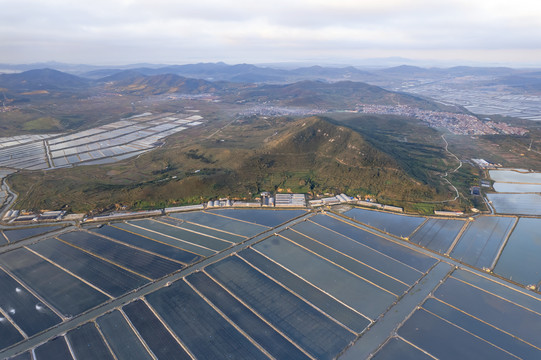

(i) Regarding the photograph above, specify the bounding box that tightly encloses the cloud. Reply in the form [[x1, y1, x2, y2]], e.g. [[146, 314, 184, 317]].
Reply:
[[1, 0, 541, 65]]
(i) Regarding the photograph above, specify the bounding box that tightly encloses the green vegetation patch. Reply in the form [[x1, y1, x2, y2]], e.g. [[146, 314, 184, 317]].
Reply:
[[10, 116, 448, 213], [22, 117, 63, 132]]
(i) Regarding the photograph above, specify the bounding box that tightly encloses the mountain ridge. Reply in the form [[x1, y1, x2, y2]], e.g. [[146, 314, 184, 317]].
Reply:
[[0, 68, 91, 91], [10, 116, 441, 212]]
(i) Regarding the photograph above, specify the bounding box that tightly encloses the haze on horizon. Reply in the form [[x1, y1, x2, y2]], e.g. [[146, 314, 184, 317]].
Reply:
[[1, 0, 541, 67]]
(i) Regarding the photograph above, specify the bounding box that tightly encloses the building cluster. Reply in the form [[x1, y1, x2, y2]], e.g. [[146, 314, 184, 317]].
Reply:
[[471, 158, 502, 169], [205, 193, 307, 208], [3, 188, 477, 224], [238, 106, 326, 117], [0, 192, 406, 225], [480, 180, 491, 188], [2, 210, 67, 223], [308, 193, 355, 207], [0, 105, 18, 113], [357, 104, 528, 136], [206, 199, 233, 207], [433, 210, 464, 216], [274, 193, 306, 207], [83, 210, 163, 223], [485, 120, 529, 136], [3, 192, 352, 224], [7, 189, 489, 226], [355, 200, 404, 213]]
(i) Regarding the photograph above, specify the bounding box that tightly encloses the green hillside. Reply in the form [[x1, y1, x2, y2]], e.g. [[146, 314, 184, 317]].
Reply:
[[228, 80, 452, 110], [10, 116, 450, 213]]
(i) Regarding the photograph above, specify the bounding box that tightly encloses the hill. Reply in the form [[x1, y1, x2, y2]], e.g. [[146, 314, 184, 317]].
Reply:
[[483, 71, 541, 92], [84, 62, 381, 83], [0, 66, 456, 138], [237, 117, 437, 200], [375, 65, 433, 77], [96, 72, 450, 111], [0, 68, 90, 91], [232, 80, 448, 110], [98, 69, 146, 82], [102, 73, 223, 95], [9, 116, 444, 213]]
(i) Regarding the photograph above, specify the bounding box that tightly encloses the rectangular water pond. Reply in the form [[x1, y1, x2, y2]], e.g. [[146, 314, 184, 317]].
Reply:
[[7, 351, 32, 360], [309, 215, 437, 273], [422, 298, 540, 359], [2, 226, 62, 243], [410, 218, 466, 254], [96, 310, 153, 360], [91, 225, 201, 264], [205, 255, 356, 359], [187, 271, 310, 360], [493, 182, 541, 193], [30, 238, 148, 297], [489, 169, 541, 184], [33, 336, 73, 360], [452, 269, 541, 313], [207, 209, 306, 227], [118, 221, 216, 256], [159, 216, 245, 243], [0, 247, 109, 317], [372, 337, 434, 360], [146, 277, 269, 360], [0, 310, 24, 351], [494, 218, 541, 289], [487, 193, 541, 215], [280, 228, 409, 296], [0, 268, 61, 336], [253, 235, 397, 319], [238, 248, 370, 333], [291, 220, 423, 285], [398, 308, 516, 360], [123, 300, 191, 360], [450, 216, 516, 269], [434, 276, 541, 348], [58, 231, 181, 280], [170, 211, 268, 237], [66, 322, 115, 360], [343, 208, 426, 238]]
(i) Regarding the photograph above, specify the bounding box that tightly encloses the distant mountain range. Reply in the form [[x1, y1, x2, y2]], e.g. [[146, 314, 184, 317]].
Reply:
[[11, 116, 442, 211], [2, 61, 538, 81], [482, 70, 541, 91], [81, 63, 536, 84], [226, 80, 444, 110], [0, 67, 451, 112], [2, 62, 541, 94], [84, 62, 382, 84], [101, 72, 226, 95], [3, 62, 540, 116], [0, 68, 90, 91]]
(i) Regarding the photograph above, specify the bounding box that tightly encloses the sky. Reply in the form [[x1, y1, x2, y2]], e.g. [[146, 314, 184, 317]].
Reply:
[[2, 0, 541, 67]]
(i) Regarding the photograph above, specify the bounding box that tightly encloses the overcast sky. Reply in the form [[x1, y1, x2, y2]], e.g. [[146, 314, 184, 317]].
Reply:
[[2, 0, 541, 66]]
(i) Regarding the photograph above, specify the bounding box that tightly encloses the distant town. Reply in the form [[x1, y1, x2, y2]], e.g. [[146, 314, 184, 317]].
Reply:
[[358, 104, 529, 136], [237, 103, 530, 136]]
